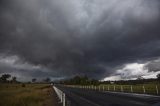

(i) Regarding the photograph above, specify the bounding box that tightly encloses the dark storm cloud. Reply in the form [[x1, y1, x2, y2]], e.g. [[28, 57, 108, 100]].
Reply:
[[0, 0, 160, 80]]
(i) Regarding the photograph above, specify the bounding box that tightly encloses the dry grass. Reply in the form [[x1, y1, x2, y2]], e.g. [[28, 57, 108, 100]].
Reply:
[[0, 83, 56, 106]]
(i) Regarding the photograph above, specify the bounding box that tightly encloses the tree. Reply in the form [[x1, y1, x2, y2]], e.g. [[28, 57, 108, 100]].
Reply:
[[137, 76, 144, 80], [32, 78, 36, 83], [12, 76, 17, 83], [62, 75, 99, 85], [157, 73, 160, 80], [0, 74, 11, 83], [91, 79, 99, 86], [44, 78, 51, 83]]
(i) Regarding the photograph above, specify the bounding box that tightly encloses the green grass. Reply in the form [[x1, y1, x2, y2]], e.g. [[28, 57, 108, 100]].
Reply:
[[0, 83, 54, 106], [73, 83, 160, 95], [98, 83, 160, 95]]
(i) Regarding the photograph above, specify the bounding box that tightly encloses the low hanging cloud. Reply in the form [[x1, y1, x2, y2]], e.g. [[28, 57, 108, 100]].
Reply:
[[0, 54, 65, 81], [104, 59, 160, 81], [0, 0, 160, 81]]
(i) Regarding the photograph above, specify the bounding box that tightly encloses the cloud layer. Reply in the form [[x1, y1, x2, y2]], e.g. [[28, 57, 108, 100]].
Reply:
[[0, 0, 160, 81], [104, 62, 160, 81]]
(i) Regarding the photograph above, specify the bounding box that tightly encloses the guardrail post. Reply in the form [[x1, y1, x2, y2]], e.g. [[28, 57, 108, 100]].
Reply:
[[143, 85, 145, 94], [63, 93, 65, 106], [114, 85, 115, 91], [61, 91, 63, 103], [156, 85, 158, 95], [53, 86, 65, 105], [103, 86, 104, 91]]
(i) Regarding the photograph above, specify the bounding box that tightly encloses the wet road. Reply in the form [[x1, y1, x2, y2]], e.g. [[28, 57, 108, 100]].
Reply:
[[57, 86, 160, 106]]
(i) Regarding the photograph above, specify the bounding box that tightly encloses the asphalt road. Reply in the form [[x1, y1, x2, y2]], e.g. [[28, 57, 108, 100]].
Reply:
[[57, 86, 160, 106]]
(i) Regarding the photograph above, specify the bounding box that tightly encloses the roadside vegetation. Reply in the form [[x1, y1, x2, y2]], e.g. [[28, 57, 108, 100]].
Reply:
[[61, 74, 160, 95], [99, 83, 160, 95], [0, 74, 57, 106], [0, 84, 55, 106]]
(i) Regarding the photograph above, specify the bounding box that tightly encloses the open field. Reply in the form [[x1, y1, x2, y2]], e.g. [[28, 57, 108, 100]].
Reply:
[[0, 83, 58, 106], [66, 82, 160, 95], [99, 83, 160, 95]]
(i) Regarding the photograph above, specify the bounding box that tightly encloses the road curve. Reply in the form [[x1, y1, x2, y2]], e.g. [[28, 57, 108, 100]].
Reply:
[[57, 86, 160, 106]]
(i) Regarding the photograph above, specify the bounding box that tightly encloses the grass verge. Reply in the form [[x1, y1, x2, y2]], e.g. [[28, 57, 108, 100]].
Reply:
[[0, 83, 57, 106]]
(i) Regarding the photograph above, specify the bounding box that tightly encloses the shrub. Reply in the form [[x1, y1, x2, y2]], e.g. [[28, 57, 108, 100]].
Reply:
[[22, 83, 26, 87]]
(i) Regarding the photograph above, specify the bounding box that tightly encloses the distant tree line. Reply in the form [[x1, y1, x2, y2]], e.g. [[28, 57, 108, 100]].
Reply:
[[0, 74, 18, 83], [60, 75, 100, 85], [157, 73, 160, 80], [0, 73, 51, 83], [101, 78, 159, 85], [31, 77, 51, 83], [1, 73, 160, 84], [61, 74, 160, 85]]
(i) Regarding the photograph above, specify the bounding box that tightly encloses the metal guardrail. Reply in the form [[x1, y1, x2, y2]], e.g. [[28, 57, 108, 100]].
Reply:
[[53, 86, 66, 106]]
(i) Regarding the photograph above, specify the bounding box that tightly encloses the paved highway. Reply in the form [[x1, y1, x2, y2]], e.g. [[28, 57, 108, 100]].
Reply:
[[57, 86, 160, 106]]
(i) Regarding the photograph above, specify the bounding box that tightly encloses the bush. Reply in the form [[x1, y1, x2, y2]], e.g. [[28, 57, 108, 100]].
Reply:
[[22, 84, 26, 87]]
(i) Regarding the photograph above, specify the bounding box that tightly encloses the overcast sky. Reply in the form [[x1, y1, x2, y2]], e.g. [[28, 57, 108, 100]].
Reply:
[[0, 0, 160, 81]]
